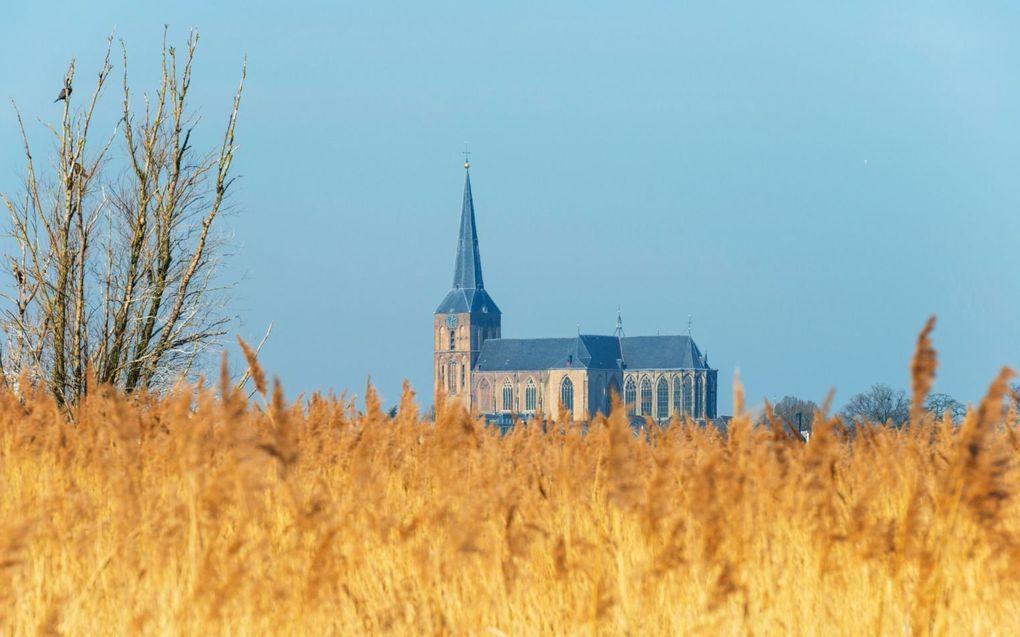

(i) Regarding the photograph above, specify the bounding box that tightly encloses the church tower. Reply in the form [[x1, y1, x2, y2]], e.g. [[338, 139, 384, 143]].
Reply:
[[434, 158, 501, 409]]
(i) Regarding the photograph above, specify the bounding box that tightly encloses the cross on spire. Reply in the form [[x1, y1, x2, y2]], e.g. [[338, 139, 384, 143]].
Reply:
[[463, 143, 471, 170]]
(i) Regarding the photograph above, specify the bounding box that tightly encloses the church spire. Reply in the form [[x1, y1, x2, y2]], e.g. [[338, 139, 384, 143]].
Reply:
[[435, 156, 499, 316], [452, 160, 484, 290]]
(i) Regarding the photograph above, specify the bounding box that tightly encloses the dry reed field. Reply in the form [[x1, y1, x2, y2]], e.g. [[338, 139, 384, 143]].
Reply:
[[1, 322, 1019, 636]]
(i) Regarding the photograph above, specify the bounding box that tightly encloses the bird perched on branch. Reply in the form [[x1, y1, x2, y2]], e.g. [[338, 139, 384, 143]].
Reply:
[[54, 83, 72, 103]]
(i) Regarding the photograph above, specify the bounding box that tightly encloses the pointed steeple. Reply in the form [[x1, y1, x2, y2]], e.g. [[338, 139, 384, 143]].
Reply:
[[435, 158, 500, 316], [452, 164, 484, 290]]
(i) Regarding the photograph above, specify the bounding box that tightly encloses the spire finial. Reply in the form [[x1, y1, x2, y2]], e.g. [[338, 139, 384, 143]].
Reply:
[[463, 143, 471, 170], [687, 315, 693, 337], [614, 307, 625, 338]]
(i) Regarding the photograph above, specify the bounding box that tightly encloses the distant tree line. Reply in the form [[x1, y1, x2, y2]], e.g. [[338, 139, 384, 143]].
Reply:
[[838, 384, 966, 427], [766, 383, 978, 432]]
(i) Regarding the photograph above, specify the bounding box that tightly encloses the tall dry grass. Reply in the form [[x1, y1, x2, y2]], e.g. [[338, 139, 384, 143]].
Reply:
[[1, 322, 1019, 635]]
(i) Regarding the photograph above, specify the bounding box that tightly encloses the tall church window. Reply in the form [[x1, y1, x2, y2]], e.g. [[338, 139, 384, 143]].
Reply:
[[624, 378, 637, 416], [707, 375, 716, 419], [479, 379, 491, 412], [656, 377, 669, 420], [502, 379, 514, 412], [695, 375, 704, 418], [449, 328, 455, 350], [525, 379, 537, 412], [683, 375, 693, 416], [460, 363, 465, 389], [560, 377, 574, 414], [672, 376, 682, 415], [640, 377, 652, 416]]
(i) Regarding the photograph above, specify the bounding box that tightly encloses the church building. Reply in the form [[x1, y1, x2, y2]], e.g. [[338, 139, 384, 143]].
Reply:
[[434, 160, 717, 423]]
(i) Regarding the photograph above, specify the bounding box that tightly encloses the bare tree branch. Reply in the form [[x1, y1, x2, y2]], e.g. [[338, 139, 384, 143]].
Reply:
[[0, 31, 244, 404]]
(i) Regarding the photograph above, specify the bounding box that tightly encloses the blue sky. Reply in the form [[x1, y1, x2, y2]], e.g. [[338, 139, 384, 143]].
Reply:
[[2, 2, 1018, 413]]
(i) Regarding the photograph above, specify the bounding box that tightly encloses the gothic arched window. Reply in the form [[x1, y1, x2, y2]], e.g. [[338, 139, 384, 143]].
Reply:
[[525, 378, 537, 412], [656, 377, 669, 420], [449, 327, 455, 351], [479, 378, 491, 412], [640, 377, 652, 416], [695, 374, 704, 418], [502, 379, 514, 412], [672, 376, 682, 415], [683, 375, 693, 416], [560, 377, 574, 414], [707, 375, 716, 419], [624, 377, 637, 416]]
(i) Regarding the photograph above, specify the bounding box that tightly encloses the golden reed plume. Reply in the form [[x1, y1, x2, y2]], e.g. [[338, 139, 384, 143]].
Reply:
[[0, 320, 1018, 635]]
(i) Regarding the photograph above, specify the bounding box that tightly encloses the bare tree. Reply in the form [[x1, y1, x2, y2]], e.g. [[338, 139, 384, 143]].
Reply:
[[840, 384, 910, 428], [0, 31, 245, 405], [924, 392, 966, 423], [770, 395, 819, 433]]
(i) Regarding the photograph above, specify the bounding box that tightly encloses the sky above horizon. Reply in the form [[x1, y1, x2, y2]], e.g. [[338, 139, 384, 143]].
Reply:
[[2, 2, 1018, 414]]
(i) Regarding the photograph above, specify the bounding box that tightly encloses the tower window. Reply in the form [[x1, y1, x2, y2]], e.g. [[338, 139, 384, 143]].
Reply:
[[560, 377, 574, 415], [449, 328, 455, 350]]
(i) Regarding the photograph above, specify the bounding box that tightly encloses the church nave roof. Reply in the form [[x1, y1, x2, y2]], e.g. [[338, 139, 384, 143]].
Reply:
[[475, 335, 622, 372], [620, 335, 710, 371]]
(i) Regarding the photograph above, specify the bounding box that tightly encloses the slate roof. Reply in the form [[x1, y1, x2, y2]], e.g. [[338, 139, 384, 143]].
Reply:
[[475, 334, 713, 372], [435, 287, 501, 315], [621, 335, 710, 370], [476, 335, 623, 372], [452, 169, 483, 290]]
